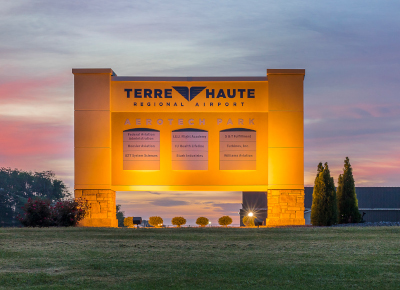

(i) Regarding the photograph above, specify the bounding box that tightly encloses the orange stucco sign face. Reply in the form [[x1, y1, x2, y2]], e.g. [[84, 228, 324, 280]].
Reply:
[[73, 69, 304, 192], [110, 79, 269, 191], [111, 81, 268, 112]]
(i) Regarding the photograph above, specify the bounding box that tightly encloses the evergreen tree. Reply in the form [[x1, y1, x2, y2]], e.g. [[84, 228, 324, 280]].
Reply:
[[311, 162, 338, 226], [337, 157, 361, 223]]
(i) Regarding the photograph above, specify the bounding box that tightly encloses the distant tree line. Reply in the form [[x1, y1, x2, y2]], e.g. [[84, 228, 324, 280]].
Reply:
[[116, 204, 125, 227], [0, 167, 70, 227]]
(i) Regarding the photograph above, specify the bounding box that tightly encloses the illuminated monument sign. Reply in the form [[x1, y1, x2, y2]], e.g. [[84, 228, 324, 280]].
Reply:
[[73, 68, 305, 227]]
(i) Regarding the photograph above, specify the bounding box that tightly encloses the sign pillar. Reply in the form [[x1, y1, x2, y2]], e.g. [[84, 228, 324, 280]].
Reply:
[[265, 69, 305, 226], [73, 68, 118, 227]]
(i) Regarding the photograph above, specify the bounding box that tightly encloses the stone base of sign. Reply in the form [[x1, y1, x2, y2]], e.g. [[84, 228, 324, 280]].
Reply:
[[266, 189, 305, 226], [75, 189, 118, 227]]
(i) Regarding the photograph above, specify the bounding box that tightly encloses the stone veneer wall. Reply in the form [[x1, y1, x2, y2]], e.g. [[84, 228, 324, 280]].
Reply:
[[74, 189, 118, 227], [266, 189, 305, 226]]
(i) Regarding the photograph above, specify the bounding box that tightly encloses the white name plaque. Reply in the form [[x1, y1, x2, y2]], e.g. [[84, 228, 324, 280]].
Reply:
[[123, 128, 160, 170], [171, 129, 208, 170], [219, 128, 256, 170]]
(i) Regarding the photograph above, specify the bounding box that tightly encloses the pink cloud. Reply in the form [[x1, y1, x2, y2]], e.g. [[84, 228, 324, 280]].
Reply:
[[0, 74, 68, 104], [352, 155, 400, 186], [0, 118, 72, 156], [306, 103, 400, 120], [0, 117, 73, 184], [305, 153, 400, 187]]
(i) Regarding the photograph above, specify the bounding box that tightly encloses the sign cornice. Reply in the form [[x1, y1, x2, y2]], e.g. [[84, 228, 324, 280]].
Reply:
[[112, 76, 268, 82]]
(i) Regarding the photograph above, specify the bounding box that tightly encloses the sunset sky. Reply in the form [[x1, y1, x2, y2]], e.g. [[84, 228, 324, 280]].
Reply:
[[1, 1, 400, 225]]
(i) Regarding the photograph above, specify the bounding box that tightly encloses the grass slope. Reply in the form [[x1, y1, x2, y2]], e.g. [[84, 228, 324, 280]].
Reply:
[[0, 227, 399, 289]]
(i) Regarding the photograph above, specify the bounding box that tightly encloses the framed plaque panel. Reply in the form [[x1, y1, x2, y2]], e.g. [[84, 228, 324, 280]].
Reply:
[[123, 128, 160, 170], [220, 128, 256, 170], [171, 128, 208, 170]]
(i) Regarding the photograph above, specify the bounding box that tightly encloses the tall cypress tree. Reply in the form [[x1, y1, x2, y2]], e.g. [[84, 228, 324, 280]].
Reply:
[[337, 157, 361, 223], [311, 162, 338, 226], [311, 162, 324, 226]]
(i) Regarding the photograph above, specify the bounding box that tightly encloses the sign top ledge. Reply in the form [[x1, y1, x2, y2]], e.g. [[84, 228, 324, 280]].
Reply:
[[111, 76, 268, 82], [72, 68, 305, 78], [267, 69, 305, 75], [72, 68, 117, 75]]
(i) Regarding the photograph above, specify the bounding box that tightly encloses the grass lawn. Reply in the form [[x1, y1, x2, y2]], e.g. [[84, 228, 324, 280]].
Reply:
[[0, 226, 399, 289]]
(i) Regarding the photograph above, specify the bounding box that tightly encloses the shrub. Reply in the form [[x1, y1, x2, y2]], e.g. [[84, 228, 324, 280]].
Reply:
[[242, 216, 255, 227], [196, 217, 209, 227], [149, 216, 163, 227], [311, 162, 338, 226], [19, 198, 52, 227], [171, 216, 186, 227], [123, 217, 134, 228], [337, 157, 361, 224], [218, 215, 232, 227], [18, 198, 89, 227], [52, 198, 88, 227]]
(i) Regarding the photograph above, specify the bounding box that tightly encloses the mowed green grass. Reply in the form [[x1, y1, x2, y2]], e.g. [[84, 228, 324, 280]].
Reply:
[[0, 227, 399, 289]]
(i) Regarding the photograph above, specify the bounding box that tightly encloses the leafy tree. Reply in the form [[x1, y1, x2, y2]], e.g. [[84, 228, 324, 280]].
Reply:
[[218, 215, 233, 227], [116, 205, 125, 227], [148, 216, 163, 227], [242, 216, 255, 227], [124, 217, 134, 228], [337, 157, 361, 223], [311, 162, 338, 226], [171, 216, 186, 227], [196, 217, 209, 227], [0, 168, 70, 227]]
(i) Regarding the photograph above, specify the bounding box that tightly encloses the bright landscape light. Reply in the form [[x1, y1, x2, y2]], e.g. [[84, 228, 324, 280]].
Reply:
[[248, 212, 253, 217]]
